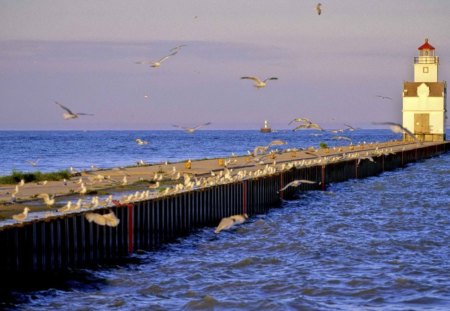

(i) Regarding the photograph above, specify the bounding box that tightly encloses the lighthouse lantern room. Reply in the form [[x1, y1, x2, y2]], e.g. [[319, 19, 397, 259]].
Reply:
[[402, 39, 447, 141]]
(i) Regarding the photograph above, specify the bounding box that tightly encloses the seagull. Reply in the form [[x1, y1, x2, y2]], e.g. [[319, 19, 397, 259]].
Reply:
[[267, 140, 288, 147], [288, 117, 312, 125], [240, 76, 278, 89], [332, 136, 352, 142], [58, 201, 72, 213], [135, 51, 178, 68], [214, 214, 248, 234], [37, 193, 55, 206], [12, 207, 30, 222], [289, 117, 324, 131], [372, 122, 420, 143], [344, 123, 356, 131], [376, 95, 393, 100], [85, 211, 120, 227], [26, 159, 40, 167], [169, 44, 187, 53], [55, 101, 94, 120], [316, 3, 322, 15], [293, 122, 323, 131], [135, 138, 149, 145], [172, 122, 211, 133], [279, 179, 316, 192]]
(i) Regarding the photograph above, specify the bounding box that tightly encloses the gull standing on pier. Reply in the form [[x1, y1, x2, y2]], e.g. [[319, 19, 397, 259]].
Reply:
[[12, 207, 30, 222], [278, 179, 316, 192], [215, 214, 248, 234], [240, 76, 278, 89], [55, 102, 94, 120], [173, 122, 211, 133], [38, 193, 55, 207]]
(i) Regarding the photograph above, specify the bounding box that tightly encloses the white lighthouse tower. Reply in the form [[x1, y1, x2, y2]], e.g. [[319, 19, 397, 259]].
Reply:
[[402, 39, 447, 141]]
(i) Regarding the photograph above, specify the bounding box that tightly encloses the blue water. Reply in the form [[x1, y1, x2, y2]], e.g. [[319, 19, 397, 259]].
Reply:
[[0, 129, 399, 176], [1, 130, 450, 310]]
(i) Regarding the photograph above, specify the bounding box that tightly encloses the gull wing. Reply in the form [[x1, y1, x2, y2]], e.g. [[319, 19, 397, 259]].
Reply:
[[288, 117, 311, 125], [170, 44, 187, 52], [241, 76, 263, 84], [192, 122, 211, 130], [373, 122, 420, 143], [76, 112, 94, 116], [55, 101, 74, 114], [158, 51, 178, 63], [263, 77, 278, 82], [173, 124, 189, 131]]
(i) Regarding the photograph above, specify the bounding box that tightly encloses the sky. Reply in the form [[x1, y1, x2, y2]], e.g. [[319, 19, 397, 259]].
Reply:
[[1, 0, 449, 130]]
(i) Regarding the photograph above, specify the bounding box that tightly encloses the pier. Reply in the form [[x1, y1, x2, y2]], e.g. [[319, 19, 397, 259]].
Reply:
[[0, 140, 449, 274]]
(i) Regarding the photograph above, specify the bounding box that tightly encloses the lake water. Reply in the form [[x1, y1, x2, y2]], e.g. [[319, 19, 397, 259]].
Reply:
[[1, 130, 449, 310]]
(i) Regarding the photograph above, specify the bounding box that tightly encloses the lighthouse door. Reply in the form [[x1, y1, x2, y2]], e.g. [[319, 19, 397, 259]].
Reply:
[[414, 113, 429, 134]]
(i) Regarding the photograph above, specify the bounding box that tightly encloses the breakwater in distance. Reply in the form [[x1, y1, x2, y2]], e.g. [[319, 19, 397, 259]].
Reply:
[[0, 140, 448, 276]]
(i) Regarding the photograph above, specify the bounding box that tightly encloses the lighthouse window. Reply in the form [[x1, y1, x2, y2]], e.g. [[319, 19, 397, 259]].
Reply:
[[423, 67, 429, 73]]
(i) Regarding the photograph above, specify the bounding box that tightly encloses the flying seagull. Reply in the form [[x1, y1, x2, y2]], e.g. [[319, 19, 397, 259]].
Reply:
[[173, 122, 211, 133], [373, 122, 420, 143], [170, 44, 187, 53], [214, 214, 248, 234], [316, 3, 322, 15], [241, 76, 278, 89], [279, 179, 316, 192], [55, 102, 94, 120], [288, 117, 312, 125], [135, 51, 178, 68]]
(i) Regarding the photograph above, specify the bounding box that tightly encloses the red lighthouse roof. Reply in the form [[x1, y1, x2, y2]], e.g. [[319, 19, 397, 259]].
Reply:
[[418, 38, 435, 50]]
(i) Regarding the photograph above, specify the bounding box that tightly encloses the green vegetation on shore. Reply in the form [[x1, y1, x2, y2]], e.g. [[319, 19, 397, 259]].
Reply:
[[0, 170, 71, 185]]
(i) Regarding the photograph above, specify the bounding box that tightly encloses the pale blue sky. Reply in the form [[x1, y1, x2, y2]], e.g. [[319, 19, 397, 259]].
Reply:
[[1, 0, 449, 130]]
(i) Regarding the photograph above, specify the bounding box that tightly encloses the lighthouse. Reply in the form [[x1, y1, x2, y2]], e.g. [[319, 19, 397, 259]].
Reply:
[[402, 39, 447, 141]]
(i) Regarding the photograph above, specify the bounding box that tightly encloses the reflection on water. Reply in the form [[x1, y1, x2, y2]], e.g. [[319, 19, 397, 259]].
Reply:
[[2, 153, 449, 310]]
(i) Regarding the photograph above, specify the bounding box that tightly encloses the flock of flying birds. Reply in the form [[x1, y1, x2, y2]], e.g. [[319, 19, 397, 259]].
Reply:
[[10, 2, 419, 233]]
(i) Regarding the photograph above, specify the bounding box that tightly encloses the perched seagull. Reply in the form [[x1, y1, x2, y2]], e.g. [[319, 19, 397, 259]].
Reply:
[[214, 214, 248, 234], [26, 159, 40, 167], [173, 122, 211, 133], [55, 101, 94, 120], [135, 138, 149, 145], [135, 51, 178, 68], [18, 179, 25, 187], [37, 193, 55, 207], [240, 76, 278, 89], [58, 201, 72, 213], [372, 122, 420, 143], [376, 95, 393, 100], [12, 207, 30, 222], [279, 179, 316, 192], [316, 3, 322, 15]]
